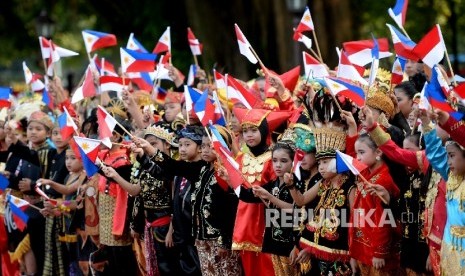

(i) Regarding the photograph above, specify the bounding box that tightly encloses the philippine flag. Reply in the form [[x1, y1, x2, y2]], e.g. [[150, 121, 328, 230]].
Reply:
[[343, 38, 392, 66], [57, 106, 78, 140], [153, 27, 171, 54], [127, 33, 149, 53], [187, 64, 197, 86], [234, 24, 258, 64], [388, 0, 409, 29], [302, 51, 328, 78], [72, 65, 97, 104], [391, 56, 407, 86], [336, 150, 368, 175], [386, 24, 417, 60], [412, 24, 445, 68], [212, 91, 226, 126], [209, 124, 231, 154], [73, 136, 101, 177], [97, 105, 118, 148], [42, 87, 54, 109], [120, 48, 156, 73], [295, 7, 314, 32], [324, 77, 365, 107], [82, 30, 117, 53], [194, 90, 216, 126], [184, 85, 203, 114], [23, 62, 45, 91], [100, 75, 129, 93], [0, 87, 12, 108], [418, 83, 431, 111], [128, 72, 155, 91], [7, 194, 29, 231], [39, 36, 79, 59], [187, 27, 203, 56], [93, 55, 118, 76], [336, 51, 368, 86]]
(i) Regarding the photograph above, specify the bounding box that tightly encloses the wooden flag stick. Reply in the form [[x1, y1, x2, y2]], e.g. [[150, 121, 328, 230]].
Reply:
[[444, 47, 457, 87], [98, 105, 134, 138], [358, 174, 389, 205], [310, 48, 324, 64], [248, 46, 270, 76], [193, 55, 199, 67], [312, 31, 323, 62], [329, 92, 343, 112]]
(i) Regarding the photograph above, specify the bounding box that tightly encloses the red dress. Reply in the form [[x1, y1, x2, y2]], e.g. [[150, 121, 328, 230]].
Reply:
[[349, 164, 401, 271]]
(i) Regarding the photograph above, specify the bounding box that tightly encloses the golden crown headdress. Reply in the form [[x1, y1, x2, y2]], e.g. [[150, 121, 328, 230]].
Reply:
[[364, 68, 395, 117], [313, 125, 346, 160], [145, 126, 178, 147]]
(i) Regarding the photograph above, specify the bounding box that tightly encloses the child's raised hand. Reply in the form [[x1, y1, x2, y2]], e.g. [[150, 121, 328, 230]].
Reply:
[[252, 185, 271, 200], [360, 106, 375, 129], [365, 183, 390, 205]]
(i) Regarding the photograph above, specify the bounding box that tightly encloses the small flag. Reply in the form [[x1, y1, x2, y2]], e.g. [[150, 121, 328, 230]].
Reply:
[[6, 194, 29, 231], [234, 24, 258, 64], [82, 30, 117, 53], [187, 64, 197, 86], [100, 75, 129, 93], [302, 51, 328, 78], [227, 75, 260, 109], [0, 174, 9, 191], [23, 62, 45, 91], [93, 55, 118, 76], [71, 65, 97, 104], [73, 136, 101, 177], [42, 87, 54, 109], [418, 83, 430, 111], [214, 70, 227, 90], [153, 27, 171, 54], [391, 56, 407, 86], [184, 85, 203, 114], [412, 24, 445, 68], [386, 24, 417, 60], [127, 33, 149, 53], [212, 91, 226, 126], [295, 6, 314, 32], [293, 149, 305, 181], [57, 106, 78, 140], [194, 90, 216, 126], [97, 105, 118, 148], [0, 87, 12, 108], [343, 38, 392, 66], [209, 124, 230, 154], [336, 51, 368, 86], [187, 27, 203, 56], [293, 31, 312, 50], [324, 77, 365, 107], [120, 48, 156, 73], [388, 0, 409, 29], [39, 36, 79, 59], [336, 150, 368, 175]]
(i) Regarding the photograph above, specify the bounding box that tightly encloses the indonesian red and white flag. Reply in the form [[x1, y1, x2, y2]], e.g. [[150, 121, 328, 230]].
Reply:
[[293, 30, 312, 50], [295, 7, 314, 32], [187, 27, 203, 56], [39, 36, 79, 59], [153, 27, 171, 54], [412, 24, 445, 68], [302, 51, 328, 78], [293, 149, 305, 181], [23, 62, 45, 91], [72, 65, 97, 103], [214, 70, 227, 90], [97, 105, 118, 148], [100, 76, 129, 93], [234, 24, 258, 64], [227, 74, 260, 109]]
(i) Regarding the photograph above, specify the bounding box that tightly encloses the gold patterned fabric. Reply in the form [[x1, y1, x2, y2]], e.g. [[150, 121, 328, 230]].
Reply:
[[98, 193, 131, 246], [195, 240, 241, 276], [240, 151, 271, 184], [271, 254, 300, 276]]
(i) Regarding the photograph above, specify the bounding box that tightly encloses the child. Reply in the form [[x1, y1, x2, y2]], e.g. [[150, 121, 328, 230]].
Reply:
[[350, 133, 402, 275], [236, 138, 299, 275]]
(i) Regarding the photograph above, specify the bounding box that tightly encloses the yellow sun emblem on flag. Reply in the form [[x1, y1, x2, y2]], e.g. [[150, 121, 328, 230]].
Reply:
[[394, 65, 402, 72], [26, 69, 30, 75], [124, 56, 130, 64], [303, 15, 311, 22], [331, 83, 341, 89], [86, 37, 93, 43], [129, 43, 134, 48], [14, 198, 21, 204], [81, 142, 89, 151], [162, 35, 169, 42]]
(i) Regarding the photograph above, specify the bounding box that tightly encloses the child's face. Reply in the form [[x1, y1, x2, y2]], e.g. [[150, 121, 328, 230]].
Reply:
[[65, 152, 82, 173], [403, 137, 420, 152], [242, 126, 261, 148], [318, 158, 336, 179], [447, 143, 465, 175], [27, 122, 49, 145], [272, 149, 292, 177], [301, 152, 316, 171], [355, 140, 380, 168], [164, 103, 182, 123], [146, 135, 170, 155], [51, 127, 69, 150], [201, 136, 216, 162], [178, 137, 200, 161]]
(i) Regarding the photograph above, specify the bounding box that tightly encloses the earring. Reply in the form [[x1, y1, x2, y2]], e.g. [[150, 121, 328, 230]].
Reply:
[[375, 156, 381, 161]]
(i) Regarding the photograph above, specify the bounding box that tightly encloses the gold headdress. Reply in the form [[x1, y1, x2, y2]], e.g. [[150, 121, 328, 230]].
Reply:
[[106, 99, 127, 119], [313, 125, 346, 160], [365, 68, 395, 118], [145, 125, 178, 147]]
